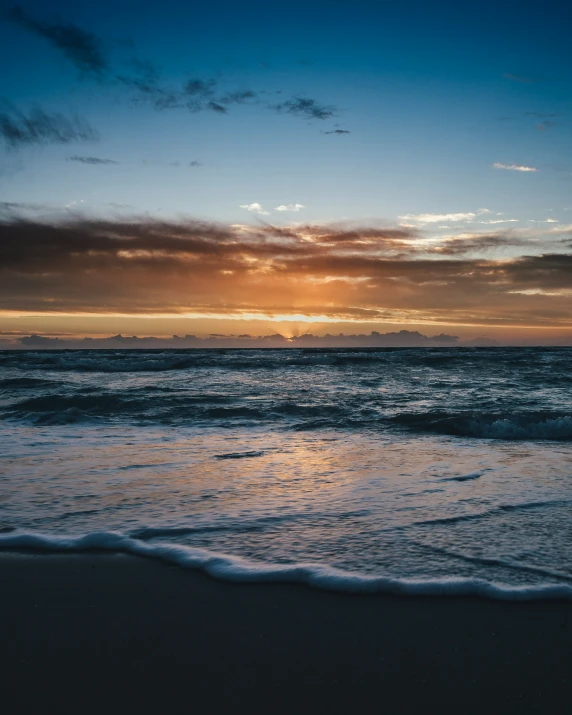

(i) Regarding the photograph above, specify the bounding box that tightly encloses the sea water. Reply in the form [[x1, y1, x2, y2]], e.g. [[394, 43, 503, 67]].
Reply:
[[1, 347, 571, 599]]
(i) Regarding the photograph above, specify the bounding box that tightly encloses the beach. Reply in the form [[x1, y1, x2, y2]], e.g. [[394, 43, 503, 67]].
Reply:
[[2, 552, 571, 714]]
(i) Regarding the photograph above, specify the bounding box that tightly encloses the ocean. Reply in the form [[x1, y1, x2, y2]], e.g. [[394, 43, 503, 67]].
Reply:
[[1, 346, 572, 599]]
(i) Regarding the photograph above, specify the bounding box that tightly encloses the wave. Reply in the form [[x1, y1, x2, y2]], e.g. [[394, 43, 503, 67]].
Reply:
[[412, 542, 572, 583], [410, 498, 572, 528], [3, 391, 258, 425], [391, 411, 572, 440], [7, 393, 572, 441], [0, 350, 284, 373], [0, 377, 58, 389], [1, 530, 571, 601], [129, 510, 369, 540]]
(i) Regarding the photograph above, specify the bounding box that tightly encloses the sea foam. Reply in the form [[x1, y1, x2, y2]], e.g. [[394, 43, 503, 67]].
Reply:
[[1, 530, 571, 601]]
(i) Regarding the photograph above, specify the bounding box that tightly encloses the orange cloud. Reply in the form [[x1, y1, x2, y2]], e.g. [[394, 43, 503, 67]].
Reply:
[[1, 216, 571, 327]]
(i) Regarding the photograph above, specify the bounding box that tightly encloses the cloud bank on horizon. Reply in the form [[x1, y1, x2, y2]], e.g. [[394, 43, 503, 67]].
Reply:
[[1, 214, 571, 331]]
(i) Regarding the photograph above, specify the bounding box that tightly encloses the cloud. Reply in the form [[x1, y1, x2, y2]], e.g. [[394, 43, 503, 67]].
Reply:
[[220, 90, 258, 105], [0, 201, 48, 213], [121, 70, 260, 116], [493, 163, 538, 172], [207, 101, 227, 114], [8, 5, 107, 78], [399, 212, 478, 224], [274, 204, 305, 212], [6, 9, 339, 128], [1, 215, 571, 327], [273, 97, 336, 120], [188, 160, 203, 167], [6, 8, 255, 116], [240, 203, 270, 215], [428, 232, 531, 256], [184, 78, 217, 98], [0, 103, 98, 148], [322, 129, 350, 135], [8, 330, 466, 349], [68, 155, 118, 165]]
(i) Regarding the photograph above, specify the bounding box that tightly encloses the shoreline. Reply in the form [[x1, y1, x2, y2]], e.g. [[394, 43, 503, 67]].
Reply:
[[3, 532, 572, 601], [2, 552, 571, 714]]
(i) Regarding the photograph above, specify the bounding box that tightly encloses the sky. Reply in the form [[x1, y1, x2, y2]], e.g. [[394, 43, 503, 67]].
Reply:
[[1, 0, 571, 343]]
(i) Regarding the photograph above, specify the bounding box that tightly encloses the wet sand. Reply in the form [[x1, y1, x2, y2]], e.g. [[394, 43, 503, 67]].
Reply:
[[1, 552, 571, 714]]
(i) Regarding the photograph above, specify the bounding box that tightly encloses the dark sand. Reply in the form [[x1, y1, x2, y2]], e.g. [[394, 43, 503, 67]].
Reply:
[[1, 553, 571, 714]]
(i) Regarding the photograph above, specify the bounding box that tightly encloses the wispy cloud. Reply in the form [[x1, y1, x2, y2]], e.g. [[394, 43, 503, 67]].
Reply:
[[479, 219, 519, 224], [68, 155, 118, 165], [322, 129, 350, 135], [399, 211, 482, 224], [274, 204, 305, 212], [239, 203, 270, 215], [6, 8, 339, 128], [8, 5, 107, 78], [493, 162, 538, 172], [0, 103, 98, 148], [273, 97, 336, 120], [220, 90, 258, 105]]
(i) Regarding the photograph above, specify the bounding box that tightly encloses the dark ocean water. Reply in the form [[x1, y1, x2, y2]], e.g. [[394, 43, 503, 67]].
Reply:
[[1, 347, 572, 598]]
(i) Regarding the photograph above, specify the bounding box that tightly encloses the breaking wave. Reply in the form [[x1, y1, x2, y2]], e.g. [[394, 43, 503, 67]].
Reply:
[[391, 411, 572, 440], [1, 530, 572, 601]]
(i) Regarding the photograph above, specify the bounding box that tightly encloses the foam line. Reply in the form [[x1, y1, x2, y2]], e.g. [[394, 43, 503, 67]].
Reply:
[[1, 531, 571, 601]]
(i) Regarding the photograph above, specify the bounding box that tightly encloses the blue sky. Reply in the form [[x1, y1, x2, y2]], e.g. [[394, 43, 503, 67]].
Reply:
[[1, 0, 571, 340], [2, 0, 570, 224]]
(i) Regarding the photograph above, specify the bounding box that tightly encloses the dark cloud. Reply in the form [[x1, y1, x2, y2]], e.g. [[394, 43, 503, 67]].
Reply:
[[7, 5, 107, 77], [220, 90, 258, 105], [322, 129, 350, 134], [6, 9, 337, 126], [273, 97, 336, 120], [0, 215, 571, 326], [68, 155, 118, 165], [429, 233, 534, 256], [188, 160, 203, 167], [7, 329, 468, 349], [120, 71, 256, 115], [183, 78, 217, 98], [0, 103, 98, 147], [118, 65, 186, 111], [207, 101, 228, 114]]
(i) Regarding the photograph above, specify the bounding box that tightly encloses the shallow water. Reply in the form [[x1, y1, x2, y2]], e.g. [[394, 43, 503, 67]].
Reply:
[[1, 347, 571, 598]]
